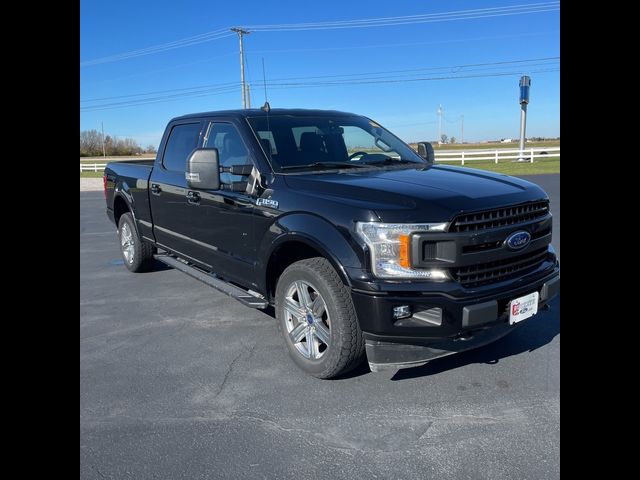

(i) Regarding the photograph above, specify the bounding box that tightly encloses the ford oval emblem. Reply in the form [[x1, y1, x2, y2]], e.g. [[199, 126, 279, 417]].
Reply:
[[505, 230, 531, 250]]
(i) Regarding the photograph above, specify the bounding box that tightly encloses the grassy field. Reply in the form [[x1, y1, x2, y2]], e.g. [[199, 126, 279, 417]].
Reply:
[[81, 171, 104, 178], [430, 140, 560, 151], [80, 154, 155, 164], [437, 156, 559, 175]]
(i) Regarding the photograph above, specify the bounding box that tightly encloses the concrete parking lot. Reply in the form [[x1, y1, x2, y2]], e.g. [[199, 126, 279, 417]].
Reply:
[[80, 174, 560, 479]]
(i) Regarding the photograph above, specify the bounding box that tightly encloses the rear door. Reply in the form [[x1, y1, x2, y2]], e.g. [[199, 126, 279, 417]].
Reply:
[[149, 120, 206, 264]]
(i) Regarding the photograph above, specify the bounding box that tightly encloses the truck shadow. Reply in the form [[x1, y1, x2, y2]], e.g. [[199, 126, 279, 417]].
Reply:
[[246, 291, 558, 381], [147, 259, 174, 272], [335, 295, 560, 380], [388, 296, 560, 381]]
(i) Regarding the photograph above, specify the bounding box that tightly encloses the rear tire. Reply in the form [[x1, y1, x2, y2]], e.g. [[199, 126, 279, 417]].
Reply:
[[118, 213, 155, 272], [275, 257, 365, 379]]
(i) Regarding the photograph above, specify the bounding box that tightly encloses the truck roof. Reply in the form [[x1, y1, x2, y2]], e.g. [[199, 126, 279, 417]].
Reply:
[[172, 108, 362, 122]]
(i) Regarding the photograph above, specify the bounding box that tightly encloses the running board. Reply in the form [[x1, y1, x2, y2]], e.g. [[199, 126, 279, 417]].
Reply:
[[154, 254, 268, 309]]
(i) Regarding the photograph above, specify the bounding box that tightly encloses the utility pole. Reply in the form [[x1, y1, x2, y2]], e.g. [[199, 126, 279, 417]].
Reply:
[[231, 27, 250, 109], [460, 115, 464, 144], [246, 83, 251, 109], [437, 104, 443, 145], [101, 121, 106, 158]]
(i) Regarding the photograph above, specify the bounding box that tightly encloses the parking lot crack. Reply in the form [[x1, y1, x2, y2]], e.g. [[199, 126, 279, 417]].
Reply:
[[214, 342, 257, 398]]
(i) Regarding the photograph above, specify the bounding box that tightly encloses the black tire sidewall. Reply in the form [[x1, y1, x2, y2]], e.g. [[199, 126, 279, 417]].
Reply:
[[275, 259, 354, 378], [118, 213, 144, 272]]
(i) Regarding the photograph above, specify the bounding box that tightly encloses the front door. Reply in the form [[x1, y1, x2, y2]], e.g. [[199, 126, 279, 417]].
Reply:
[[185, 121, 257, 285]]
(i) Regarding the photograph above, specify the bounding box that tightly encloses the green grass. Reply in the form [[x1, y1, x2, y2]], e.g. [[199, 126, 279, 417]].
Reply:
[[437, 156, 559, 175], [80, 154, 155, 163], [81, 154, 559, 177], [81, 171, 104, 178], [433, 140, 559, 151]]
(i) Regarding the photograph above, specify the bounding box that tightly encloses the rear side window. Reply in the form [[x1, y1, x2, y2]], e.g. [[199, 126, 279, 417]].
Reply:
[[162, 123, 201, 172]]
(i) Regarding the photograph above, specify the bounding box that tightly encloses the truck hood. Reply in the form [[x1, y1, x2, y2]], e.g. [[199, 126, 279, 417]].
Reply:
[[282, 165, 548, 223]]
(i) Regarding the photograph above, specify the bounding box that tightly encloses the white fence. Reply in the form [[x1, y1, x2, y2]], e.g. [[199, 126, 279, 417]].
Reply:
[[80, 163, 108, 172], [434, 146, 560, 165], [80, 146, 560, 171]]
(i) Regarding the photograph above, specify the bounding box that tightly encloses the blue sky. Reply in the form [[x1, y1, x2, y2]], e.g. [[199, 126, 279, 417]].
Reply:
[[80, 0, 559, 147]]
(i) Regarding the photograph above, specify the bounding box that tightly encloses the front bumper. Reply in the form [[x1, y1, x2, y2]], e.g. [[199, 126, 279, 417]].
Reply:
[[351, 259, 560, 371]]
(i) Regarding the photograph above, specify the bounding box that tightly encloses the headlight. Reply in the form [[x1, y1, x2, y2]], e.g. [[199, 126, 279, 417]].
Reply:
[[355, 222, 449, 279]]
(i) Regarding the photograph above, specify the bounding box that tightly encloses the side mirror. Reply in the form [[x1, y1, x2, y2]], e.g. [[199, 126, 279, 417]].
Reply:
[[186, 148, 220, 190], [417, 142, 435, 165]]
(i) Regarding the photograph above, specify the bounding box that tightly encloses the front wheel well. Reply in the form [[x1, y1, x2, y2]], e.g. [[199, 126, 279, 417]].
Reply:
[[266, 241, 347, 302]]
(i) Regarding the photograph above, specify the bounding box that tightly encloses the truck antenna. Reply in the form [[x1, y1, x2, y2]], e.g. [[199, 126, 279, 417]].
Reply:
[[260, 58, 272, 163], [261, 58, 270, 112]]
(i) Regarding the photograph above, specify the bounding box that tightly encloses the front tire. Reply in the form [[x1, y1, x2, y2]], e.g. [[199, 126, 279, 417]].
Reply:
[[118, 213, 155, 272], [275, 257, 365, 379]]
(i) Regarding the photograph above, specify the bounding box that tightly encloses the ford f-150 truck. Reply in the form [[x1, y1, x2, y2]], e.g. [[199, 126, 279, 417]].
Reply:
[[104, 108, 560, 379]]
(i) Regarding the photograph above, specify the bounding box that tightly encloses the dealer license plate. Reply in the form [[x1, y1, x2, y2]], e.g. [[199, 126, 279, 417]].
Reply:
[[509, 291, 539, 325]]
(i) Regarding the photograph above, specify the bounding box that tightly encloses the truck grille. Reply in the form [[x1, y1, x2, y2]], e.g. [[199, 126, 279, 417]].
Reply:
[[451, 200, 549, 232], [452, 247, 550, 287]]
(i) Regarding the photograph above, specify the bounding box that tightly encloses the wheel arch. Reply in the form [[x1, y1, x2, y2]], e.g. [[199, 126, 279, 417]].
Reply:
[[261, 213, 364, 303], [113, 189, 142, 240]]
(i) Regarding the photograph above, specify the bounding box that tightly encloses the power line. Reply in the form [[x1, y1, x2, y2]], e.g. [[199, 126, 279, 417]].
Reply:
[[81, 81, 239, 103], [80, 31, 558, 87], [80, 57, 558, 103], [80, 2, 559, 67], [249, 30, 558, 55], [260, 58, 559, 83], [80, 67, 559, 111], [80, 67, 559, 112], [80, 30, 235, 67], [80, 85, 239, 111], [246, 2, 559, 31], [245, 68, 560, 89], [80, 52, 238, 87]]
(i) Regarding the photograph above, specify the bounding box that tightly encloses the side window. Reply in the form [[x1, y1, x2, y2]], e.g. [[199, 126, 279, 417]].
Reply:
[[204, 123, 250, 183], [162, 123, 201, 172]]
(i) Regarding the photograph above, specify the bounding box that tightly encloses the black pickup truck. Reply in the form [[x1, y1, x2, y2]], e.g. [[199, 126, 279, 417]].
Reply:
[[104, 108, 559, 379]]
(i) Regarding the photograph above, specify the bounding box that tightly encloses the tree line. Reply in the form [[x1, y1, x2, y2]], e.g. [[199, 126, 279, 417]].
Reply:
[[80, 129, 157, 157]]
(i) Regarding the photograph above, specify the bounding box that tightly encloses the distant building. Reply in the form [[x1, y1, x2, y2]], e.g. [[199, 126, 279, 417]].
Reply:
[[500, 138, 513, 143]]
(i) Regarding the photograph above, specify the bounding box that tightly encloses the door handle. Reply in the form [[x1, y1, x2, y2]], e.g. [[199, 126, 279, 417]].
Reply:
[[151, 184, 162, 195], [186, 190, 200, 205]]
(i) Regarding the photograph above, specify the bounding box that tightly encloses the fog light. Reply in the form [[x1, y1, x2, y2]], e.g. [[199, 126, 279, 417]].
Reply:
[[393, 305, 412, 319]]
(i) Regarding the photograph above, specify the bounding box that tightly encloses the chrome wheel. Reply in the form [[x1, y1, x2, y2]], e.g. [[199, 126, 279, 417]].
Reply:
[[120, 223, 135, 264], [283, 280, 331, 360]]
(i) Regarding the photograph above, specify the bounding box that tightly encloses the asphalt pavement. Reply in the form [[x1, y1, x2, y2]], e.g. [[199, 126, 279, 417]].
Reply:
[[80, 174, 560, 479]]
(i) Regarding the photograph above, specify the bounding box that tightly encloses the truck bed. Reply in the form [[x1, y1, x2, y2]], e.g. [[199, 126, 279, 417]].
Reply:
[[112, 159, 155, 167], [104, 161, 155, 237]]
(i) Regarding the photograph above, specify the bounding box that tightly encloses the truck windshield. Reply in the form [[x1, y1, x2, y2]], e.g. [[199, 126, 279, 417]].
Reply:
[[246, 115, 425, 173]]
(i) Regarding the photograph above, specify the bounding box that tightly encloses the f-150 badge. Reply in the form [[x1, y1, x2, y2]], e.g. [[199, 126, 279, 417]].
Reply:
[[256, 198, 279, 209]]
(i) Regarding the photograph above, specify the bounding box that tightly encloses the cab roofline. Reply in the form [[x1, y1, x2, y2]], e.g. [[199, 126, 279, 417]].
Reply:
[[171, 108, 362, 122]]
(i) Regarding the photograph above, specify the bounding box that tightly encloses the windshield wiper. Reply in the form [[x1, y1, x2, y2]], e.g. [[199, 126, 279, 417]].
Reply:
[[281, 162, 370, 171], [364, 158, 417, 166]]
